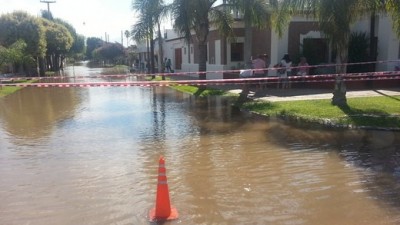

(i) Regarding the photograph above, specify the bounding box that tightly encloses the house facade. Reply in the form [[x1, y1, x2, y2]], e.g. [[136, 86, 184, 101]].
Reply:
[[136, 11, 400, 78]]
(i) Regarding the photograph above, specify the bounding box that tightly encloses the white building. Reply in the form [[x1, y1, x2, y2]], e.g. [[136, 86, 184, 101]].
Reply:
[[136, 13, 400, 78]]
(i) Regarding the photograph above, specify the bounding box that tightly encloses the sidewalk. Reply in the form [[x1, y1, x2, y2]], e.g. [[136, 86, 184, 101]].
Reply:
[[226, 88, 400, 102]]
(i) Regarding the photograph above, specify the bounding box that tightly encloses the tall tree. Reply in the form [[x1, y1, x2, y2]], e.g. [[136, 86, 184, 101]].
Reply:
[[0, 11, 47, 75], [125, 30, 130, 47], [92, 43, 125, 65], [54, 18, 86, 61], [171, 0, 234, 79], [272, 0, 400, 105], [86, 37, 104, 60], [41, 18, 73, 71], [132, 0, 168, 78], [273, 0, 400, 73], [0, 40, 32, 74]]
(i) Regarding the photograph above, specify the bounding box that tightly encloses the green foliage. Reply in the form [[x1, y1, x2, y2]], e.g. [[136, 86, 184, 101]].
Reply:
[[0, 40, 33, 74], [92, 43, 125, 64], [171, 85, 232, 97], [41, 10, 53, 20], [0, 86, 23, 98], [86, 37, 104, 59], [54, 18, 86, 57], [0, 79, 35, 97], [101, 65, 129, 75], [272, 0, 400, 73], [0, 11, 46, 57], [41, 18, 73, 55]]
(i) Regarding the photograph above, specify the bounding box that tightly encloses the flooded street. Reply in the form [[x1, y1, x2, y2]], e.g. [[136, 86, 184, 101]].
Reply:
[[1, 64, 400, 224]]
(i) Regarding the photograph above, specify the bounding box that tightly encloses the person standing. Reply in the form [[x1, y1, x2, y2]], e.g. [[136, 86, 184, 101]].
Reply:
[[252, 54, 266, 77], [276, 54, 292, 89], [165, 58, 172, 73], [297, 57, 309, 76], [163, 57, 168, 72]]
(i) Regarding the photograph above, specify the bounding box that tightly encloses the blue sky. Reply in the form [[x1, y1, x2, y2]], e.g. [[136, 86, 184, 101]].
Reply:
[[0, 0, 223, 45]]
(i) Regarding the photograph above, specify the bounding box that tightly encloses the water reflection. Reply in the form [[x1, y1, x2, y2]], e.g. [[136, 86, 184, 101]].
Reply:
[[0, 87, 83, 140], [0, 74, 400, 224]]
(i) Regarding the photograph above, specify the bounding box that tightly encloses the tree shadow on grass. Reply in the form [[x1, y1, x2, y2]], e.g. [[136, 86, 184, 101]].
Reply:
[[194, 87, 206, 97], [338, 104, 400, 128], [373, 90, 400, 102], [193, 87, 228, 97]]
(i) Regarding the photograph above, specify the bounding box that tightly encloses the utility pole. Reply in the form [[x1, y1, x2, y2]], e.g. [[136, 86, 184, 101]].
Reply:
[[121, 30, 123, 46], [40, 0, 56, 14]]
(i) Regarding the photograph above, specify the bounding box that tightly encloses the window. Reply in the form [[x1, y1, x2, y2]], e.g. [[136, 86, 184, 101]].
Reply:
[[231, 43, 244, 62]]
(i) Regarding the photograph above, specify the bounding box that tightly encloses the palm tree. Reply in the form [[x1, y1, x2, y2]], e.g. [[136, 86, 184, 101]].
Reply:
[[132, 0, 168, 78], [227, 0, 271, 64], [274, 0, 400, 73], [124, 30, 130, 47], [131, 14, 150, 69], [171, 0, 234, 80]]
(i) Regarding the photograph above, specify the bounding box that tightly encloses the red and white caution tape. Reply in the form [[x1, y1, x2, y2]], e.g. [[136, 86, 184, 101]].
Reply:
[[1, 71, 399, 88]]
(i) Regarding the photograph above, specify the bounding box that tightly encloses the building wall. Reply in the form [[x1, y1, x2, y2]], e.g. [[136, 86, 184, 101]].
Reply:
[[376, 14, 400, 71], [288, 21, 320, 61], [157, 15, 400, 78]]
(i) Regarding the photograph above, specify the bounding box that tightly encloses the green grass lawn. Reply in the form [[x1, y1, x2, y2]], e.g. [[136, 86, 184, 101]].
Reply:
[[101, 65, 129, 75], [170, 85, 232, 97], [0, 86, 23, 97], [243, 96, 400, 128], [0, 79, 36, 98], [147, 76, 236, 97]]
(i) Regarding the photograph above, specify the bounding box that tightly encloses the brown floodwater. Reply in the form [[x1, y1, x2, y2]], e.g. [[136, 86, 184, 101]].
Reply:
[[1, 67, 400, 225]]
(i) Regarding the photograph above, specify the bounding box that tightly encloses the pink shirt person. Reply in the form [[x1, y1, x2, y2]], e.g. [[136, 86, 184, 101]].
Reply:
[[252, 55, 266, 76]]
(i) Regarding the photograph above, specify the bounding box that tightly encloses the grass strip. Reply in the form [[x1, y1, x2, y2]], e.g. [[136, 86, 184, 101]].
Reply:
[[243, 95, 400, 128], [0, 79, 36, 98], [101, 65, 129, 75], [146, 76, 237, 97]]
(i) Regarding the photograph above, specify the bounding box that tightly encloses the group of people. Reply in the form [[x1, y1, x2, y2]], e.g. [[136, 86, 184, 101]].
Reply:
[[240, 53, 310, 89], [274, 54, 309, 89]]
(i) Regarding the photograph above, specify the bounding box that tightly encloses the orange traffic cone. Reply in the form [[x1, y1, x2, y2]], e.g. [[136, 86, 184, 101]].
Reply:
[[149, 156, 178, 222]]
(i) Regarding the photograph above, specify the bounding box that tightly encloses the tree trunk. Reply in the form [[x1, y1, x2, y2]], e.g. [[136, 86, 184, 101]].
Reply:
[[198, 42, 207, 80], [54, 53, 60, 72], [149, 21, 156, 79], [157, 21, 165, 80], [332, 45, 348, 106], [146, 37, 150, 74], [244, 19, 253, 68], [39, 56, 46, 77]]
